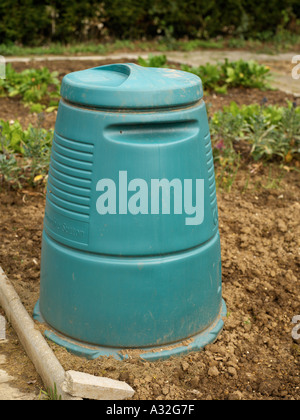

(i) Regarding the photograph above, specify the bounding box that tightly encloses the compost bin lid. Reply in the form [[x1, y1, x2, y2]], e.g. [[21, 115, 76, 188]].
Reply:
[[60, 63, 203, 109]]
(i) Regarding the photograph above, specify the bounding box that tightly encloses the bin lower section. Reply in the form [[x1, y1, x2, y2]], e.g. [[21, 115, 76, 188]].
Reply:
[[34, 299, 226, 361], [35, 230, 225, 353]]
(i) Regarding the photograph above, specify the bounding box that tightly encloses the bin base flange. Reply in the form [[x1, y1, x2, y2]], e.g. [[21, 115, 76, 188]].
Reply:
[[33, 300, 226, 362]]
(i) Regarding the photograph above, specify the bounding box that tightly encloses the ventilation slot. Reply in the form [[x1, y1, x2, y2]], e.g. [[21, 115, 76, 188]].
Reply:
[[47, 133, 94, 220], [204, 133, 217, 207]]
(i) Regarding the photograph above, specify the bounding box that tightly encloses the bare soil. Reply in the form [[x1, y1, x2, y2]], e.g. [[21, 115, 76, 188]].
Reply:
[[0, 59, 299, 400]]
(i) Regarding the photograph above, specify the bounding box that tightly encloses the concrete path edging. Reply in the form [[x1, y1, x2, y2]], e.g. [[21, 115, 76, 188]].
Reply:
[[4, 50, 298, 63], [0, 266, 79, 400]]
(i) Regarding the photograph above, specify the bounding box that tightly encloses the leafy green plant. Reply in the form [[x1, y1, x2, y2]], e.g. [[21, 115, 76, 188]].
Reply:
[[0, 119, 53, 189], [221, 59, 271, 89], [209, 110, 244, 190], [209, 100, 300, 190], [211, 101, 300, 162], [0, 149, 21, 189], [182, 59, 271, 93], [0, 64, 60, 113], [137, 54, 168, 68], [138, 55, 271, 93], [0, 119, 27, 153], [21, 125, 52, 184], [181, 62, 227, 93]]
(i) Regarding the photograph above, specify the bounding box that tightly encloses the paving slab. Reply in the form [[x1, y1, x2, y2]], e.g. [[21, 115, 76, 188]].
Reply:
[[62, 370, 135, 400], [0, 354, 37, 400]]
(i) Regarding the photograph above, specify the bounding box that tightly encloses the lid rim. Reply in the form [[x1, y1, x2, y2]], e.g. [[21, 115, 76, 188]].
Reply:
[[61, 63, 203, 109]]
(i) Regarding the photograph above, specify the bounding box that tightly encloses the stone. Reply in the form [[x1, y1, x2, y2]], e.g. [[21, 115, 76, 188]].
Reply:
[[62, 370, 135, 400], [277, 220, 287, 233], [0, 315, 6, 340], [208, 366, 219, 377], [181, 361, 189, 372], [228, 391, 243, 400], [228, 367, 237, 377]]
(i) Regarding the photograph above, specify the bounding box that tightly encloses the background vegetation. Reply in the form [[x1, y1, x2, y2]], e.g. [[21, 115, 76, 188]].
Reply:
[[1, 99, 299, 191], [0, 0, 299, 46]]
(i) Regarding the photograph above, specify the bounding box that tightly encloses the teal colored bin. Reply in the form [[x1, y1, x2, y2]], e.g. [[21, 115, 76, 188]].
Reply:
[[34, 63, 226, 361]]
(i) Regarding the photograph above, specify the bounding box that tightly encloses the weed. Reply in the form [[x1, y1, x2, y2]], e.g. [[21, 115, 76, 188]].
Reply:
[[263, 166, 285, 189], [39, 383, 62, 401]]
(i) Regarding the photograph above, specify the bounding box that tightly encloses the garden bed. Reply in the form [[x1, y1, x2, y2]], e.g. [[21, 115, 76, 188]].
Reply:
[[0, 58, 299, 400], [1, 59, 298, 131]]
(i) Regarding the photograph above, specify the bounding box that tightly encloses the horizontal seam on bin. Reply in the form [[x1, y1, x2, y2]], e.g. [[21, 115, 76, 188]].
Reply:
[[43, 229, 219, 259], [60, 98, 204, 113]]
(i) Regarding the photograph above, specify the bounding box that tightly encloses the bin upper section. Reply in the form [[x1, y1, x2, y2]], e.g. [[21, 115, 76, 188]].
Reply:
[[61, 63, 203, 109]]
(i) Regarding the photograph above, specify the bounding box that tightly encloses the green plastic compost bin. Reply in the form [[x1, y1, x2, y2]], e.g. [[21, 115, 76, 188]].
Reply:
[[34, 63, 226, 361]]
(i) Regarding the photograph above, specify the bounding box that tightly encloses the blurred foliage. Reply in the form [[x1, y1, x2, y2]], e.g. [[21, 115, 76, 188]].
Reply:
[[139, 55, 271, 93], [0, 64, 60, 113], [0, 0, 299, 45]]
